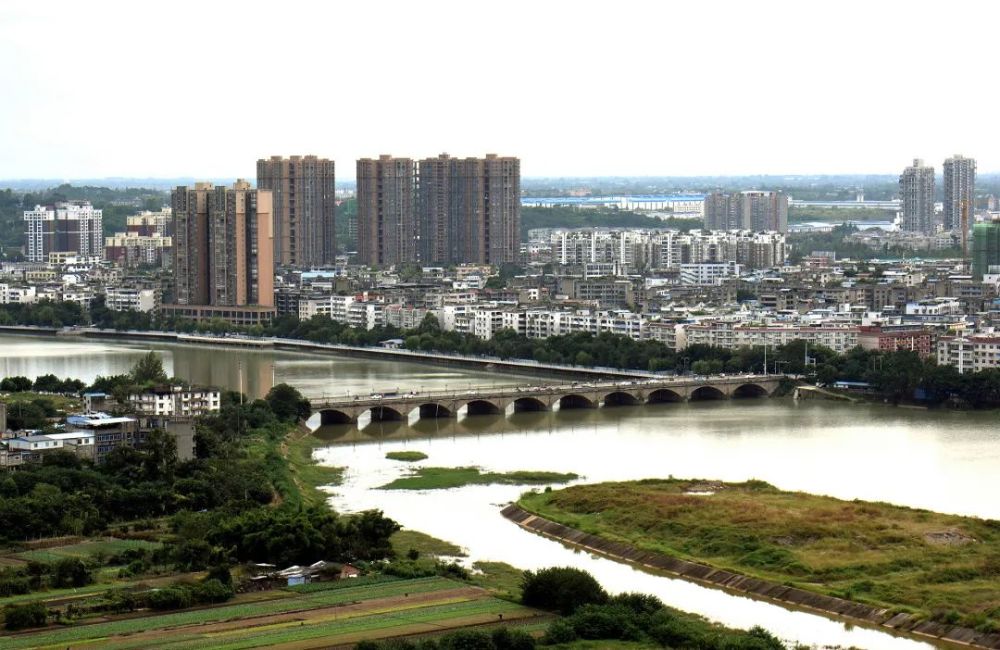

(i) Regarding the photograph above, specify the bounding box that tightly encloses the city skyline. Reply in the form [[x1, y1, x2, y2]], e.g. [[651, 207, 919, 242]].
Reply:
[[3, 0, 1000, 179]]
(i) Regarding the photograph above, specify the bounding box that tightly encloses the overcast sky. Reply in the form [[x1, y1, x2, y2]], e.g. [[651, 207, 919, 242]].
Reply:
[[1, 0, 996, 180]]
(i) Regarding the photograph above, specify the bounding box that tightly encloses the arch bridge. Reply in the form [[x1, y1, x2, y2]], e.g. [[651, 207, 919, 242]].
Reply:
[[309, 374, 788, 427]]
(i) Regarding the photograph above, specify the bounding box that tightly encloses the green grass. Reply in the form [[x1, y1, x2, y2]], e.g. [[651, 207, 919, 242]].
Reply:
[[470, 561, 524, 600], [13, 538, 161, 562], [0, 391, 83, 412], [519, 478, 1000, 631], [284, 434, 345, 508], [391, 530, 466, 557], [4, 577, 462, 649], [386, 450, 429, 462], [380, 467, 578, 490]]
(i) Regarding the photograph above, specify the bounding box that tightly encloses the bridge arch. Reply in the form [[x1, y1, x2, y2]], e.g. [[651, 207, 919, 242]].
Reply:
[[647, 388, 684, 404], [368, 405, 405, 421], [513, 396, 549, 412], [319, 409, 355, 425], [416, 402, 453, 419], [689, 386, 727, 401], [603, 391, 641, 407], [558, 393, 597, 410], [463, 399, 503, 416], [732, 383, 769, 399]]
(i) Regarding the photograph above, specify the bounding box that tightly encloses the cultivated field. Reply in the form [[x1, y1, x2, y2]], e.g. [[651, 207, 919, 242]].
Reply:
[[5, 576, 549, 650]]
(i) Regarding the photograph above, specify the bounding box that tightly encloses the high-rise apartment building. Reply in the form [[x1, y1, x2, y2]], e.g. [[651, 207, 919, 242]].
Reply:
[[356, 155, 416, 266], [972, 220, 1000, 281], [256, 155, 336, 267], [166, 181, 274, 325], [899, 159, 936, 234], [942, 154, 976, 232], [23, 201, 103, 262], [417, 153, 521, 265], [704, 191, 787, 233]]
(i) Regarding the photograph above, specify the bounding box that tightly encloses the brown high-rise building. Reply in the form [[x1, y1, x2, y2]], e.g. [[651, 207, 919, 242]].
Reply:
[[416, 153, 520, 265], [356, 155, 416, 266], [704, 191, 787, 233], [167, 180, 274, 325], [256, 155, 336, 267]]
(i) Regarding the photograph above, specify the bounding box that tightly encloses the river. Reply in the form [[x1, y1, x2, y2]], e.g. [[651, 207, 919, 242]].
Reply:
[[5, 334, 998, 648], [0, 333, 525, 398]]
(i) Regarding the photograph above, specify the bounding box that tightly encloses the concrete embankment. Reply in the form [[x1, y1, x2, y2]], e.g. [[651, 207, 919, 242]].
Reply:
[[501, 504, 1000, 649]]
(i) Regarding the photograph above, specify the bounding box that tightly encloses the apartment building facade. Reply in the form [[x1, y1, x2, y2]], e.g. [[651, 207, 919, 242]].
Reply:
[[24, 201, 103, 262], [168, 180, 275, 324], [257, 155, 337, 267]]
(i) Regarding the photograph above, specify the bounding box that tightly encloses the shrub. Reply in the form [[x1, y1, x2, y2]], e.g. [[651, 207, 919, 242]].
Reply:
[[491, 627, 536, 650], [521, 566, 607, 615], [148, 587, 193, 610], [541, 619, 578, 644], [569, 604, 639, 640], [191, 578, 234, 604], [437, 630, 494, 650], [51, 557, 93, 588], [4, 601, 48, 630]]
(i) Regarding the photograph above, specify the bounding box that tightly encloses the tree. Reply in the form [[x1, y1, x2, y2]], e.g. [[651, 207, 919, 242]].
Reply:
[[521, 567, 608, 615], [130, 352, 168, 386], [4, 601, 47, 630], [1, 376, 33, 393], [265, 383, 311, 422]]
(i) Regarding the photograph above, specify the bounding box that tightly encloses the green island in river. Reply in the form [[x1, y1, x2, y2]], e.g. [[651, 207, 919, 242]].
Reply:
[[518, 478, 1000, 632], [381, 467, 579, 490]]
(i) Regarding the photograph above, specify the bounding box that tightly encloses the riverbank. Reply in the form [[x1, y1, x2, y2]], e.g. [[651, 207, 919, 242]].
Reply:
[[511, 479, 1000, 648]]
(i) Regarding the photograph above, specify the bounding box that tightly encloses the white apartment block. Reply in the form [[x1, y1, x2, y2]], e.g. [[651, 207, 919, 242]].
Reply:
[[680, 262, 742, 286], [105, 286, 159, 313], [937, 335, 1000, 373], [0, 285, 37, 304], [548, 229, 786, 271], [682, 321, 859, 353], [24, 201, 103, 263], [128, 385, 221, 416]]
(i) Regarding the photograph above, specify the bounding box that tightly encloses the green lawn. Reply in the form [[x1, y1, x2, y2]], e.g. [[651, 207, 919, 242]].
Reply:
[[520, 478, 1000, 631], [381, 467, 578, 490]]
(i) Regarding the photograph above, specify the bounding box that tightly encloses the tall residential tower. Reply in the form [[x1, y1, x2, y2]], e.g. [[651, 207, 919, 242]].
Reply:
[[704, 191, 787, 233], [356, 155, 416, 267], [899, 158, 936, 234], [943, 154, 976, 232], [167, 180, 274, 325], [417, 153, 521, 265], [256, 155, 336, 267]]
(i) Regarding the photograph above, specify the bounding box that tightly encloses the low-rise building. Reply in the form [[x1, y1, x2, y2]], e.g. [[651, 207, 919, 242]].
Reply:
[[937, 334, 1000, 373], [128, 385, 221, 417]]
